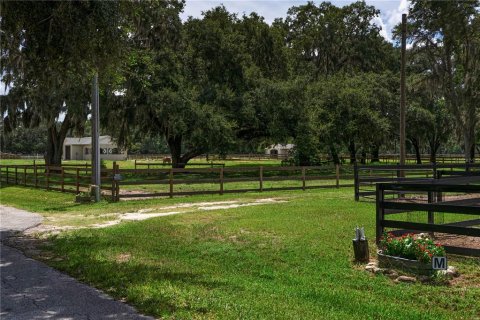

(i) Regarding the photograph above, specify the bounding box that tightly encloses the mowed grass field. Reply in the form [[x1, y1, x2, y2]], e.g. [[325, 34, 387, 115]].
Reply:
[[1, 184, 479, 320]]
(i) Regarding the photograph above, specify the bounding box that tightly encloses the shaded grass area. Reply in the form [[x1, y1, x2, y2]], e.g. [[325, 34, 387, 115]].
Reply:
[[6, 187, 476, 319]]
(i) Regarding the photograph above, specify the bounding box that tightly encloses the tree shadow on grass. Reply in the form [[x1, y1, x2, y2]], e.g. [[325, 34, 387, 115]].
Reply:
[[4, 232, 232, 318]]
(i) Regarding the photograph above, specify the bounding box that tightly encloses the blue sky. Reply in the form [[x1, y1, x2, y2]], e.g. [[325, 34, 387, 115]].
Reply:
[[181, 0, 409, 40]]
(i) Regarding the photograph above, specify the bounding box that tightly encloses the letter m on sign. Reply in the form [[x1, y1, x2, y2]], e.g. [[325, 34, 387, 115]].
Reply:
[[432, 257, 447, 270]]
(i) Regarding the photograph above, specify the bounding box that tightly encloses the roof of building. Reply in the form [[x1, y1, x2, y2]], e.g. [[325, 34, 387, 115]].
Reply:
[[64, 136, 114, 146]]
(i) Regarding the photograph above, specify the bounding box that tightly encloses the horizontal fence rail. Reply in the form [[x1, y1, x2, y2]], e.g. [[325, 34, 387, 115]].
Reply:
[[354, 163, 480, 201], [375, 175, 480, 257]]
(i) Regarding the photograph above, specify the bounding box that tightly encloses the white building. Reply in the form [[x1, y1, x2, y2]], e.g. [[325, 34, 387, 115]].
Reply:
[[63, 136, 127, 161], [264, 144, 295, 158]]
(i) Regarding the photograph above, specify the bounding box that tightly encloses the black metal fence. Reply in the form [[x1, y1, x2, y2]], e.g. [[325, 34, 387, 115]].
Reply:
[[375, 177, 480, 257], [354, 163, 480, 201]]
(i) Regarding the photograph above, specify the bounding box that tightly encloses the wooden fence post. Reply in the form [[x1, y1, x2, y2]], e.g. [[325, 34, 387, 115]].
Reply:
[[169, 168, 174, 198], [111, 162, 116, 201], [219, 167, 224, 195], [115, 163, 120, 201], [134, 159, 137, 174], [24, 167, 27, 186], [436, 171, 443, 202], [15, 166, 18, 185], [259, 166, 263, 192], [375, 184, 385, 244], [6, 166, 9, 184], [427, 190, 435, 237], [61, 167, 65, 192], [34, 164, 38, 187], [76, 168, 80, 194], [335, 164, 340, 188], [301, 167, 306, 191], [46, 166, 50, 190]]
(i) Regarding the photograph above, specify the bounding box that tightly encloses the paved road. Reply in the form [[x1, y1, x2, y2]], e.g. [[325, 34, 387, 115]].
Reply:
[[0, 205, 154, 320], [0, 205, 43, 240]]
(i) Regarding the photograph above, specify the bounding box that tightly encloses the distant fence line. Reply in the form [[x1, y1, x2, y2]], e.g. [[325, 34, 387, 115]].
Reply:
[[126, 153, 471, 163], [0, 152, 472, 164], [126, 153, 291, 161], [133, 160, 225, 171], [0, 153, 44, 160], [0, 162, 353, 201]]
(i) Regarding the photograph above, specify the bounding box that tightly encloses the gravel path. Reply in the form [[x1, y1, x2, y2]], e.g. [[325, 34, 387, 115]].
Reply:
[[0, 205, 154, 320]]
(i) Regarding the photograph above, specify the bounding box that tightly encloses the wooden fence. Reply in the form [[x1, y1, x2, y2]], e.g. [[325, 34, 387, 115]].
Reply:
[[113, 164, 352, 200], [0, 163, 111, 195], [354, 163, 480, 201], [375, 177, 480, 257], [1, 163, 354, 201]]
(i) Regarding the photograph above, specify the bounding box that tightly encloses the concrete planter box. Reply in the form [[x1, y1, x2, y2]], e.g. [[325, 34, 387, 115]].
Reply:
[[378, 251, 433, 275]]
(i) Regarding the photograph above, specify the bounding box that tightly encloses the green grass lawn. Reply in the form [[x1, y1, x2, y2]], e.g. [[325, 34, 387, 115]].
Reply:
[[2, 185, 479, 319]]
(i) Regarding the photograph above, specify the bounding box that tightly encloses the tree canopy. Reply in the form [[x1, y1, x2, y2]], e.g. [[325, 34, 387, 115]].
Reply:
[[1, 0, 478, 166]]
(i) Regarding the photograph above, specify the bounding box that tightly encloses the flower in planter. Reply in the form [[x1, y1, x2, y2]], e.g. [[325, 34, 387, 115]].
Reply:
[[379, 232, 446, 264]]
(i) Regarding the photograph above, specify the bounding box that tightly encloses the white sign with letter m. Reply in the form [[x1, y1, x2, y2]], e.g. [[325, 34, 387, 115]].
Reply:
[[432, 256, 448, 270]]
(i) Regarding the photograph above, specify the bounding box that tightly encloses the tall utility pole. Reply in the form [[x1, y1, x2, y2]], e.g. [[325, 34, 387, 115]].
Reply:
[[400, 13, 407, 168], [91, 73, 101, 202]]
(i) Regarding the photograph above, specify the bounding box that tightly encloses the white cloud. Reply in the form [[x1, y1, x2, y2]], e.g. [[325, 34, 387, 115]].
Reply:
[[379, 0, 410, 40], [371, 16, 389, 40]]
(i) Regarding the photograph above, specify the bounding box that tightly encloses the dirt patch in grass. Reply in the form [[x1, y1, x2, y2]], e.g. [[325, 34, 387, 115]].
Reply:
[[24, 198, 288, 235], [115, 253, 132, 263]]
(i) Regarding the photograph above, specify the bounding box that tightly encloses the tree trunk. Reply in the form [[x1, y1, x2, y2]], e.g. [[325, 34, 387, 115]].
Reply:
[[464, 126, 475, 163], [167, 135, 204, 168], [428, 138, 440, 164], [167, 136, 185, 168], [370, 145, 380, 163], [329, 144, 340, 165], [44, 115, 73, 167], [360, 150, 367, 164], [429, 144, 437, 164], [348, 140, 356, 164], [409, 138, 422, 164]]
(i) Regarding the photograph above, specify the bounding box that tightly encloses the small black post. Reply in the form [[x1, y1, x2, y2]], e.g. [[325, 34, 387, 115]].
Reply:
[[427, 190, 435, 238], [353, 227, 369, 262], [353, 240, 369, 263]]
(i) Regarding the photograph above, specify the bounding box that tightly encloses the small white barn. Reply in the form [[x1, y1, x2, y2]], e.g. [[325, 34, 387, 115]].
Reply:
[[63, 136, 127, 161], [264, 144, 295, 158]]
